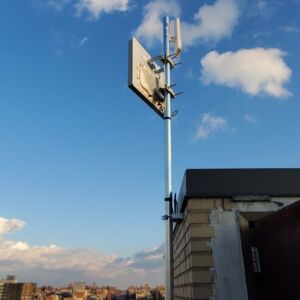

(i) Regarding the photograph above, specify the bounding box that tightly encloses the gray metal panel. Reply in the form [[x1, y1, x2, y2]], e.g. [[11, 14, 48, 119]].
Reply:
[[178, 169, 300, 212]]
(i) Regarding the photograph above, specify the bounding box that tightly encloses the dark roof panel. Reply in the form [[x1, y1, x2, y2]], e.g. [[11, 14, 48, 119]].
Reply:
[[178, 169, 300, 212]]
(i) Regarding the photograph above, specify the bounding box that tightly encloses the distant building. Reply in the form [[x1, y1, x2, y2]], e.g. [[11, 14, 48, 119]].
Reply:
[[17, 283, 36, 300], [5, 276, 17, 284], [45, 294, 60, 300], [153, 286, 165, 300], [96, 287, 108, 300], [0, 281, 6, 300], [72, 282, 87, 300], [0, 278, 36, 300]]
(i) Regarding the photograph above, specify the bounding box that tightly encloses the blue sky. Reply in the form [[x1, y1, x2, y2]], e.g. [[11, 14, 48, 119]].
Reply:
[[0, 0, 300, 288]]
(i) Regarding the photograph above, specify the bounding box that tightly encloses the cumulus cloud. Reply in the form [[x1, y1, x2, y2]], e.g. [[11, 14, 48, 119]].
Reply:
[[134, 0, 180, 47], [201, 48, 292, 98], [75, 0, 129, 19], [0, 217, 26, 236], [134, 0, 240, 48], [181, 0, 240, 47], [44, 0, 129, 18], [0, 217, 163, 287], [195, 113, 228, 140]]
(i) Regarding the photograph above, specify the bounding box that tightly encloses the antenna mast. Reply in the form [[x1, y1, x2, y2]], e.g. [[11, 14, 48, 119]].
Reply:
[[163, 16, 183, 300], [163, 16, 173, 300], [128, 15, 183, 300]]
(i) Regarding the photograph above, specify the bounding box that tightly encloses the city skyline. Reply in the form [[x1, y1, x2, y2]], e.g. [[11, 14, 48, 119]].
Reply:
[[0, 275, 166, 299], [1, 0, 300, 287]]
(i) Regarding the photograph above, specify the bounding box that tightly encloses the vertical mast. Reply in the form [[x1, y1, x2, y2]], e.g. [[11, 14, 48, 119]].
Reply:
[[163, 16, 173, 300]]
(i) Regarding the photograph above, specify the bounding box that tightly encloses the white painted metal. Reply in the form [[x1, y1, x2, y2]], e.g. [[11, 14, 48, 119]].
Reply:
[[174, 18, 182, 57], [128, 37, 165, 117], [163, 16, 173, 300]]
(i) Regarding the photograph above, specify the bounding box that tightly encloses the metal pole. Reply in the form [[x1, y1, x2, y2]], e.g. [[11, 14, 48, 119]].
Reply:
[[163, 16, 173, 300]]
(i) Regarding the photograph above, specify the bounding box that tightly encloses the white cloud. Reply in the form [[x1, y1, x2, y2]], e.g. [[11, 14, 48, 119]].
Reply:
[[249, 0, 274, 18], [195, 113, 228, 140], [134, 0, 180, 47], [0, 217, 164, 287], [247, 0, 274, 19], [134, 0, 240, 48], [201, 48, 292, 98], [185, 69, 196, 80], [244, 114, 256, 124], [181, 0, 240, 47], [0, 217, 26, 236], [252, 31, 270, 39], [75, 0, 129, 19], [282, 25, 300, 33], [47, 0, 71, 12], [78, 36, 89, 46], [44, 0, 129, 17]]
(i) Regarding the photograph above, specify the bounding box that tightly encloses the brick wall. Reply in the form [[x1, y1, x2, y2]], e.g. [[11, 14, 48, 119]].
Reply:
[[173, 197, 299, 300], [173, 199, 216, 300]]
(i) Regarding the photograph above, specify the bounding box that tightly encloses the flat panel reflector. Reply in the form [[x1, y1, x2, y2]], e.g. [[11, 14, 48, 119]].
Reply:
[[128, 37, 165, 117]]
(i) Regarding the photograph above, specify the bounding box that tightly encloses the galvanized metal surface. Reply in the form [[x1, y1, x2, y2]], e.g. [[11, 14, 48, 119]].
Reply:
[[163, 16, 173, 300]]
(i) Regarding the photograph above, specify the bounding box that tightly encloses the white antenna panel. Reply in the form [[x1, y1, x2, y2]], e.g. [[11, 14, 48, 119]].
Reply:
[[128, 37, 165, 117], [174, 18, 182, 57]]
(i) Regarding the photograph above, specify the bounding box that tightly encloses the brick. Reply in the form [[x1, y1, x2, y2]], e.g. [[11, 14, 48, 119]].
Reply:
[[189, 270, 212, 284], [189, 240, 210, 252], [214, 198, 223, 208], [185, 256, 191, 270], [191, 254, 214, 267], [185, 285, 192, 298], [190, 225, 214, 238], [179, 287, 184, 298], [184, 207, 188, 218], [187, 198, 216, 210], [187, 212, 210, 224], [192, 285, 214, 299], [183, 272, 188, 285], [223, 198, 234, 210]]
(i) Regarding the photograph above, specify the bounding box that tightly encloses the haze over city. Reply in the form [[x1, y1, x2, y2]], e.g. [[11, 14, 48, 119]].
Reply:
[[1, 0, 300, 288]]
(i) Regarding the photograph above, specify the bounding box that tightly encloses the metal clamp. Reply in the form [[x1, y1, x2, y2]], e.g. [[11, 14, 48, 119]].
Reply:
[[171, 213, 184, 223], [161, 213, 183, 223], [164, 194, 172, 202], [161, 55, 175, 69]]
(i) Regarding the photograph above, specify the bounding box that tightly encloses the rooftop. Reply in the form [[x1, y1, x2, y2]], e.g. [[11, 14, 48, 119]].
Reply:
[[178, 168, 300, 211]]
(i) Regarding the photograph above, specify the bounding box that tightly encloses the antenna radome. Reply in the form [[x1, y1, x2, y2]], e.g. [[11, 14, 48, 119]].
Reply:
[[174, 18, 182, 57]]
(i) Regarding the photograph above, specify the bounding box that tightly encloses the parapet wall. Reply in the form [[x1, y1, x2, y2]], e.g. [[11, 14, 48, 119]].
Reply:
[[173, 196, 299, 300], [173, 198, 216, 299]]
